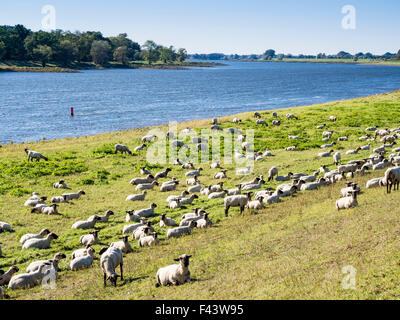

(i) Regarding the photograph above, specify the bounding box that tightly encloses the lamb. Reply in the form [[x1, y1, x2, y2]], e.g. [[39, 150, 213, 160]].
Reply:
[[196, 213, 213, 228], [338, 163, 357, 174], [208, 190, 228, 199], [114, 144, 132, 155], [134, 144, 147, 152], [300, 172, 319, 183], [246, 197, 264, 210], [200, 185, 212, 196], [125, 210, 140, 222], [224, 192, 252, 216], [135, 180, 159, 190], [168, 198, 182, 209], [0, 266, 19, 286], [91, 210, 114, 223], [232, 118, 241, 123], [333, 152, 342, 165], [122, 218, 148, 234], [24, 148, 48, 161], [179, 210, 206, 227], [166, 191, 189, 203], [22, 233, 58, 249], [185, 168, 203, 177], [138, 232, 159, 247], [160, 181, 178, 192], [70, 247, 95, 271], [100, 246, 124, 287], [125, 191, 147, 201], [160, 214, 177, 227], [154, 168, 172, 180], [26, 252, 66, 273], [336, 191, 358, 210], [209, 182, 224, 192], [53, 180, 69, 189], [263, 149, 273, 157], [155, 254, 192, 287], [179, 194, 199, 205], [62, 190, 86, 201], [80, 230, 100, 246], [360, 143, 371, 151], [8, 264, 50, 290], [167, 221, 197, 239], [110, 236, 133, 253], [188, 184, 202, 193], [133, 225, 152, 240], [142, 134, 156, 143], [382, 167, 400, 193], [51, 195, 69, 204], [20, 228, 51, 244], [72, 216, 101, 229], [135, 203, 157, 218], [186, 176, 199, 185], [71, 245, 95, 260], [31, 204, 59, 215], [214, 170, 227, 179], [0, 222, 13, 233], [24, 196, 47, 207], [130, 175, 155, 185], [268, 166, 278, 182], [318, 150, 334, 157]]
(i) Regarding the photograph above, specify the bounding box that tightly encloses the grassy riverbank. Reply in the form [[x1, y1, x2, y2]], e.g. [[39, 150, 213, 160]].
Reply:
[[1, 90, 400, 299], [271, 58, 400, 67], [0, 60, 224, 73]]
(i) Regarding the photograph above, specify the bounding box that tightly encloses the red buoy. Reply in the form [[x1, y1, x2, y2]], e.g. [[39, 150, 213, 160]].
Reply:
[[70, 107, 74, 116]]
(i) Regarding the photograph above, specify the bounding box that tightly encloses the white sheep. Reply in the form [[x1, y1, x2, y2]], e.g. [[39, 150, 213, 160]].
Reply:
[[224, 193, 252, 216], [167, 221, 197, 239], [138, 232, 159, 247], [8, 264, 51, 290], [135, 203, 157, 218], [110, 236, 133, 253], [31, 204, 59, 215], [135, 180, 159, 190], [133, 225, 152, 240], [154, 168, 172, 179], [90, 210, 114, 223], [155, 254, 192, 287], [208, 190, 228, 199], [22, 233, 58, 249], [135, 144, 147, 152], [333, 152, 342, 165], [24, 148, 48, 161], [160, 182, 179, 192], [336, 191, 358, 210], [382, 166, 400, 193], [80, 230, 100, 246], [130, 174, 155, 185], [0, 222, 13, 233], [20, 228, 51, 244], [196, 213, 213, 228], [140, 167, 151, 175], [210, 161, 221, 169], [24, 196, 47, 207], [70, 247, 95, 271], [72, 215, 101, 229], [26, 252, 66, 273], [160, 213, 177, 227], [246, 197, 264, 210], [142, 134, 156, 143], [214, 170, 227, 179], [268, 167, 278, 182], [53, 180, 69, 189], [100, 246, 124, 287], [62, 190, 86, 201], [122, 218, 148, 234], [188, 184, 202, 193], [0, 266, 20, 286], [186, 176, 199, 185], [51, 195, 69, 204], [179, 194, 199, 205], [125, 210, 140, 223], [71, 245, 94, 260], [125, 191, 147, 201], [185, 168, 203, 177], [318, 150, 334, 158], [285, 146, 297, 151], [115, 144, 132, 155]]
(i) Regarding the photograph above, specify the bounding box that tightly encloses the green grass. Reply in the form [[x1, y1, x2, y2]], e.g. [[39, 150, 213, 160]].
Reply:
[[1, 90, 400, 299]]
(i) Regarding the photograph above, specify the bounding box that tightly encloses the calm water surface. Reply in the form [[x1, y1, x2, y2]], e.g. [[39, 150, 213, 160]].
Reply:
[[1, 61, 400, 144]]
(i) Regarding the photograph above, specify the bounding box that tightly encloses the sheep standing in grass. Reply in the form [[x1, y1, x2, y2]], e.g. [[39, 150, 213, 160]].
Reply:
[[72, 216, 101, 229], [8, 264, 50, 290], [382, 167, 400, 193], [0, 266, 19, 286], [100, 246, 124, 287], [224, 192, 252, 217], [24, 148, 48, 161], [115, 144, 132, 155], [126, 191, 147, 201], [336, 191, 358, 210], [268, 167, 278, 182], [26, 252, 66, 273], [80, 230, 100, 246], [22, 233, 58, 249], [333, 152, 341, 165], [155, 254, 192, 287], [135, 144, 146, 152], [20, 229, 51, 244], [111, 236, 133, 253], [70, 247, 95, 271], [139, 232, 159, 247]]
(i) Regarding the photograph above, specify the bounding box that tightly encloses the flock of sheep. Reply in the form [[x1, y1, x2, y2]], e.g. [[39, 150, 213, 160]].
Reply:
[[1, 110, 400, 299]]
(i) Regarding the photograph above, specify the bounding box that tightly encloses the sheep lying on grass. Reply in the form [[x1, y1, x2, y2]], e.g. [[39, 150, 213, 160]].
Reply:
[[110, 236, 133, 253], [22, 233, 58, 249], [72, 216, 101, 230], [20, 229, 51, 244], [26, 252, 66, 273], [155, 254, 192, 287], [336, 191, 358, 210], [0, 266, 19, 286], [139, 232, 159, 247], [8, 263, 51, 290], [70, 247, 95, 271]]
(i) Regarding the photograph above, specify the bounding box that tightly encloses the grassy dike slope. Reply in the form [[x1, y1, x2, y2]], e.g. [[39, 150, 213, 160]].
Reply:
[[1, 90, 400, 300]]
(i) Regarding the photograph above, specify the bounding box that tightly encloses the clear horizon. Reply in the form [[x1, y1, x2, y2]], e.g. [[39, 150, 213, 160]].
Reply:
[[0, 0, 399, 55]]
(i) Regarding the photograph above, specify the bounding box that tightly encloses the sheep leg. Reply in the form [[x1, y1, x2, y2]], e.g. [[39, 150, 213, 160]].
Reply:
[[240, 205, 244, 215], [103, 273, 107, 287], [224, 206, 229, 217], [120, 264, 124, 281]]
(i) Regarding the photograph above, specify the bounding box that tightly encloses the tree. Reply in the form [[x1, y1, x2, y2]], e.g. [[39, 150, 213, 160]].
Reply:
[[397, 50, 400, 60], [158, 46, 176, 63], [263, 49, 275, 60], [55, 40, 76, 66], [33, 45, 52, 67], [176, 48, 188, 62], [90, 40, 111, 65], [0, 41, 6, 60], [113, 46, 129, 64], [109, 33, 140, 60], [142, 40, 160, 64]]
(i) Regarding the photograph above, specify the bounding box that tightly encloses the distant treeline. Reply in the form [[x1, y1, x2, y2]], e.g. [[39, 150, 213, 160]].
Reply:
[[0, 24, 188, 67], [191, 49, 400, 61]]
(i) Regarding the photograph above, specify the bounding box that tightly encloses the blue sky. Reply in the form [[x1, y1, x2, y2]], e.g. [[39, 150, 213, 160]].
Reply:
[[0, 0, 399, 55]]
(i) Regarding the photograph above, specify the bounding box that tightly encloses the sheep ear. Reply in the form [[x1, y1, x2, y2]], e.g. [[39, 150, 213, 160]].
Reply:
[[174, 258, 180, 262]]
